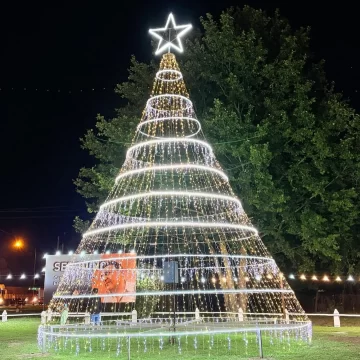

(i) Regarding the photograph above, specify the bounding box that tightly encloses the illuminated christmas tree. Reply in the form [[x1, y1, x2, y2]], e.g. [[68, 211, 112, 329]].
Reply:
[[47, 14, 310, 355]]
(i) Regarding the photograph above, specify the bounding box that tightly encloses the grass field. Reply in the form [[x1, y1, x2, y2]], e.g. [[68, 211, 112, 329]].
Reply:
[[1, 317, 360, 360]]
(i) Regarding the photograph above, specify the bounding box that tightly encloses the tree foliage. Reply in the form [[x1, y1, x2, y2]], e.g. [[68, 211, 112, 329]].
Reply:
[[75, 6, 360, 273]]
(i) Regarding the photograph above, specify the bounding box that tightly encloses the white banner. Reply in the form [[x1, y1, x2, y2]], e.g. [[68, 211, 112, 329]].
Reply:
[[44, 254, 90, 304], [44, 254, 137, 304]]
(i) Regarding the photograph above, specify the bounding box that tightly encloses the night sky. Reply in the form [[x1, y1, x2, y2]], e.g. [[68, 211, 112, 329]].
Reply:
[[0, 1, 359, 277]]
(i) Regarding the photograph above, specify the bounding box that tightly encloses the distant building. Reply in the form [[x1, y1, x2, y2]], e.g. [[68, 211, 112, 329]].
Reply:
[[0, 284, 43, 305]]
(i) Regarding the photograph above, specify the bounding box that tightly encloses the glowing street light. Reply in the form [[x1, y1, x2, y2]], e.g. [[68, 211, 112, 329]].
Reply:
[[34, 274, 40, 279], [13, 238, 25, 250], [6, 274, 12, 280], [20, 274, 26, 279]]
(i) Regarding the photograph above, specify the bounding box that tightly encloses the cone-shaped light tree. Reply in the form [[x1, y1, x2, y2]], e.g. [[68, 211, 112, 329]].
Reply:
[[51, 13, 308, 324]]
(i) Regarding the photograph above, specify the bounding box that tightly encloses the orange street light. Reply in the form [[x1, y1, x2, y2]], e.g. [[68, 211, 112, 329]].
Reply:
[[13, 238, 25, 250]]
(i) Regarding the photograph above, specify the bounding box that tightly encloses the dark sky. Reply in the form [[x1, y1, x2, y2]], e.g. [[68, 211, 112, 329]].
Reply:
[[0, 1, 359, 276]]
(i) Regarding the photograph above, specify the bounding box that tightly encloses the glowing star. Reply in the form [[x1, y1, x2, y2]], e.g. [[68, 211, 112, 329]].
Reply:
[[149, 13, 192, 55]]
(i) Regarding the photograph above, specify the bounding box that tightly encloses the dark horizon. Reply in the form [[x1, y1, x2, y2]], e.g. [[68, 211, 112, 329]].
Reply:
[[1, 1, 359, 277]]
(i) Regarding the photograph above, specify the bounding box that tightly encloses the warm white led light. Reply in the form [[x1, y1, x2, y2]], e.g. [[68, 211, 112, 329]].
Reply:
[[100, 191, 243, 210], [115, 164, 228, 183], [149, 13, 192, 55], [41, 321, 309, 339], [54, 288, 293, 299], [34, 274, 40, 279], [67, 253, 273, 267], [146, 94, 193, 112], [6, 274, 12, 279], [137, 116, 201, 138], [127, 138, 212, 160], [83, 221, 258, 237], [20, 274, 26, 279], [156, 69, 183, 82]]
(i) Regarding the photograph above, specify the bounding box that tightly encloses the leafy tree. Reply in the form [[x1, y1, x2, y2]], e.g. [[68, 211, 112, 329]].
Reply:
[[75, 6, 360, 273]]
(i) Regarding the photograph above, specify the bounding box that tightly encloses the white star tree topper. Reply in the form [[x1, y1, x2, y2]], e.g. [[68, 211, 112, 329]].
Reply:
[[149, 13, 192, 55]]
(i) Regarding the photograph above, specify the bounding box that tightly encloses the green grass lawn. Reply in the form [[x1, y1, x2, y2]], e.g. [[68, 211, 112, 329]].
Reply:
[[1, 317, 360, 360]]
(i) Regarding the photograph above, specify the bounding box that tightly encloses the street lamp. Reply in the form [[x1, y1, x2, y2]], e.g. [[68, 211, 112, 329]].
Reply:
[[11, 238, 38, 285], [12, 238, 25, 251]]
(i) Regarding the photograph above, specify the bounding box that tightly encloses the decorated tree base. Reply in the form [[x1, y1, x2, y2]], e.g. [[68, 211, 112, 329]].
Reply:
[[39, 317, 311, 358]]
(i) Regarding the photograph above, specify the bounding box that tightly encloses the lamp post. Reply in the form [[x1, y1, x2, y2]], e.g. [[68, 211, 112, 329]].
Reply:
[[11, 238, 38, 293], [33, 248, 37, 286]]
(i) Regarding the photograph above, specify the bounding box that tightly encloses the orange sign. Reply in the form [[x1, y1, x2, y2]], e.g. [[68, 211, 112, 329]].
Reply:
[[92, 253, 136, 303]]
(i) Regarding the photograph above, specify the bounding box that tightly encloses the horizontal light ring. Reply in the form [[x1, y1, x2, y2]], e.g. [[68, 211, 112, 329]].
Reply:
[[126, 138, 213, 158], [100, 191, 242, 210], [66, 253, 274, 267], [42, 321, 310, 338], [115, 164, 228, 184], [156, 69, 183, 82], [137, 116, 201, 138], [83, 221, 258, 237], [54, 288, 292, 299], [146, 94, 193, 112]]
